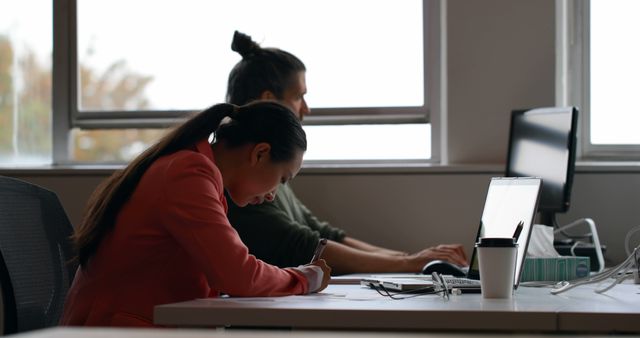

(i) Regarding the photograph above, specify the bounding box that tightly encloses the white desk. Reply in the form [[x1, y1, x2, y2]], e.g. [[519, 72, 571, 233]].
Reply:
[[555, 284, 640, 332], [154, 282, 640, 333], [11, 327, 639, 338]]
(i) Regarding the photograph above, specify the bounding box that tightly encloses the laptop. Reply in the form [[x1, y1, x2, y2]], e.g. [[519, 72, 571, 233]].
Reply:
[[361, 177, 542, 293]]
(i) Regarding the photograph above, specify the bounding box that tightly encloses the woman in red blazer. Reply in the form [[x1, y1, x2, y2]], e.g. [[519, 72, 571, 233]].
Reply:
[[61, 101, 330, 327]]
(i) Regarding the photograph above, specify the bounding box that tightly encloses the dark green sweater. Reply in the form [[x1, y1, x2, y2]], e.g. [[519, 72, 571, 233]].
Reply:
[[226, 184, 346, 268]]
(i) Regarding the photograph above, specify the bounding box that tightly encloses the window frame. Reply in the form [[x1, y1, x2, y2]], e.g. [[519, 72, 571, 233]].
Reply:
[[52, 0, 445, 165], [558, 0, 640, 160]]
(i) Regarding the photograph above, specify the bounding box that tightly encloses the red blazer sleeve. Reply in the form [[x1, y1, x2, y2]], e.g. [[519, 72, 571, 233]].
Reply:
[[158, 151, 308, 296]]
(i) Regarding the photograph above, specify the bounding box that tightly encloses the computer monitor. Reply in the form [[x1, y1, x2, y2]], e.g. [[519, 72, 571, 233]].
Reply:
[[505, 107, 578, 227]]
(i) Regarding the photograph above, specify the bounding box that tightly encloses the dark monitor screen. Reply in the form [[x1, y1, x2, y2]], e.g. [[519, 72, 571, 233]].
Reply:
[[505, 107, 578, 216]]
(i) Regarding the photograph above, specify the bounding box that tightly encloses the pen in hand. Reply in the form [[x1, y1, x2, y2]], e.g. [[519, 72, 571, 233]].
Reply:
[[309, 238, 328, 263]]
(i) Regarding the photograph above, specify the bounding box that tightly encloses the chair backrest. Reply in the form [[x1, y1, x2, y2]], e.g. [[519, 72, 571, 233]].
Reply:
[[0, 176, 77, 334]]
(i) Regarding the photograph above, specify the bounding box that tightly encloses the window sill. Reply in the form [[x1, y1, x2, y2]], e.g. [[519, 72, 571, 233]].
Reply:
[[300, 162, 501, 175], [0, 164, 122, 176], [574, 161, 640, 173], [3, 161, 640, 176]]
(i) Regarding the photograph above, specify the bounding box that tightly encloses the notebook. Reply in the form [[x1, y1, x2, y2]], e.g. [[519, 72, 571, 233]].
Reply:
[[362, 177, 542, 293]]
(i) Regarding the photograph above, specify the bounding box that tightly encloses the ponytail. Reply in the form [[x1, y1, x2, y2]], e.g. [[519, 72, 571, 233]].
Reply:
[[72, 101, 305, 267], [73, 103, 234, 267]]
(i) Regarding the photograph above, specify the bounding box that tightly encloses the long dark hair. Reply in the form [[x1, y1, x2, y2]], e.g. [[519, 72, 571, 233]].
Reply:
[[73, 101, 306, 267], [226, 30, 306, 105]]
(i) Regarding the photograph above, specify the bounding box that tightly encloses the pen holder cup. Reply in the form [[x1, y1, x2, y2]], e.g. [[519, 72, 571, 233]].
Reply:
[[476, 237, 518, 299]]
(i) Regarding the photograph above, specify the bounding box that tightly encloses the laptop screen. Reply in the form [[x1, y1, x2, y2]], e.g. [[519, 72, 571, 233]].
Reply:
[[467, 177, 542, 287]]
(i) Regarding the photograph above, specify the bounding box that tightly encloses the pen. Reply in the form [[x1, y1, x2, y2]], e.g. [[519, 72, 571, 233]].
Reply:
[[512, 221, 524, 241], [309, 238, 328, 263]]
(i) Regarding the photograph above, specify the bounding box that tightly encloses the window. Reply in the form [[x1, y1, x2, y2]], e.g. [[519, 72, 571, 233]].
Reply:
[[304, 124, 431, 161], [0, 0, 52, 165], [3, 0, 443, 165], [559, 0, 640, 159], [76, 1, 425, 113]]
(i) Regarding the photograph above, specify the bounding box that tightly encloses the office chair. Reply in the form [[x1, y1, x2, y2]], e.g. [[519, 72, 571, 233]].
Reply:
[[0, 176, 77, 334]]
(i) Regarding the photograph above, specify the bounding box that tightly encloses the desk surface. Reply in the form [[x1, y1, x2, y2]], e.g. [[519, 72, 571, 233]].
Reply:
[[154, 282, 640, 333], [12, 327, 639, 338]]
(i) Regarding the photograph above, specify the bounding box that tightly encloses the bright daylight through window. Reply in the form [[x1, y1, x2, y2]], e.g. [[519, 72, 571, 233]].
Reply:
[[590, 0, 640, 145], [0, 0, 52, 165], [1, 0, 429, 165]]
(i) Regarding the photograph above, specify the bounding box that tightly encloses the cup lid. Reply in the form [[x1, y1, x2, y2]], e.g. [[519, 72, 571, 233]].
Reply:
[[475, 237, 517, 247]]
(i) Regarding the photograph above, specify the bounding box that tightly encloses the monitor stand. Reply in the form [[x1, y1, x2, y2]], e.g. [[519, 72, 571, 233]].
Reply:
[[541, 212, 606, 273]]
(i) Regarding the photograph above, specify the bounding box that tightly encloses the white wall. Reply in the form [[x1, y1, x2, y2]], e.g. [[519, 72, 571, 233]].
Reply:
[[6, 168, 640, 266], [2, 0, 639, 265], [447, 0, 556, 163], [293, 169, 640, 267]]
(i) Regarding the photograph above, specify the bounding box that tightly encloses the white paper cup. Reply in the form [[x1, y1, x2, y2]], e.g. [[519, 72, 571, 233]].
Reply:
[[476, 237, 518, 299]]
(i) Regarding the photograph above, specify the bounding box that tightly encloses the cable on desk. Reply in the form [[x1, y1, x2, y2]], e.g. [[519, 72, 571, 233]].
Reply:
[[367, 283, 445, 300], [551, 245, 639, 295], [624, 224, 640, 256], [366, 273, 458, 300]]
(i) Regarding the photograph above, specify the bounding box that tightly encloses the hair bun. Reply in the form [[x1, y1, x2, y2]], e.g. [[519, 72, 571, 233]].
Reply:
[[231, 30, 261, 58]]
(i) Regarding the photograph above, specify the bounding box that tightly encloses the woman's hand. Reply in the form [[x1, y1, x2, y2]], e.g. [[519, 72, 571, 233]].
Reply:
[[309, 259, 331, 292]]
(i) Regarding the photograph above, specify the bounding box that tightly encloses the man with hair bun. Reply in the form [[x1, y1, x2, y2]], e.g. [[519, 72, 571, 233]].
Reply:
[[226, 30, 468, 275]]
